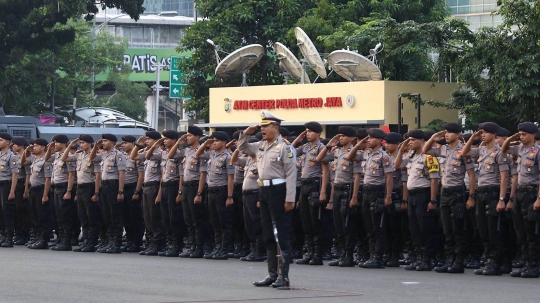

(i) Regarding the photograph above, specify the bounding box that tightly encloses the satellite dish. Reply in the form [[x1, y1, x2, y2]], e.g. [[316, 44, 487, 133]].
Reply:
[[327, 50, 382, 81], [215, 44, 264, 86], [294, 27, 327, 79], [274, 42, 310, 84]]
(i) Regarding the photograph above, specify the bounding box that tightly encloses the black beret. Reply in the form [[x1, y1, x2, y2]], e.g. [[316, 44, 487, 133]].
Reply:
[[178, 131, 187, 137], [518, 122, 538, 134], [70, 145, 79, 150], [424, 131, 435, 141], [279, 127, 292, 137], [497, 127, 509, 137], [462, 133, 472, 142], [367, 128, 387, 139], [255, 132, 263, 140], [408, 129, 425, 140], [536, 130, 540, 141], [188, 126, 203, 137], [210, 131, 230, 142], [12, 136, 27, 146], [443, 122, 462, 133], [232, 130, 242, 140], [0, 133, 12, 141], [248, 138, 259, 143], [479, 122, 500, 134], [162, 130, 179, 140], [472, 138, 482, 146], [51, 134, 69, 144], [356, 128, 368, 139], [102, 133, 117, 142], [321, 138, 330, 145], [121, 135, 137, 143], [338, 126, 356, 137], [28, 138, 35, 145], [33, 138, 48, 146], [79, 134, 94, 143], [304, 122, 322, 133], [145, 131, 162, 140], [384, 132, 402, 144], [437, 138, 447, 145]]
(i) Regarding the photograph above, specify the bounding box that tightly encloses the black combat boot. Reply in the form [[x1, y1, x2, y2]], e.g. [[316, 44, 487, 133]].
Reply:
[[106, 237, 122, 254], [1, 233, 14, 248], [447, 256, 465, 273], [98, 237, 113, 253], [54, 235, 72, 251], [295, 245, 313, 265], [29, 233, 50, 250], [14, 234, 28, 245], [482, 260, 502, 276], [338, 252, 355, 267], [272, 249, 291, 289], [190, 248, 204, 258], [145, 241, 160, 255], [235, 243, 250, 259], [81, 240, 97, 252], [386, 253, 400, 267], [328, 249, 344, 266], [416, 256, 432, 271], [404, 255, 420, 271], [309, 246, 324, 265], [180, 247, 194, 258], [241, 242, 256, 261], [165, 240, 180, 257], [246, 240, 265, 262], [435, 255, 455, 273], [213, 246, 229, 260], [73, 239, 88, 252], [253, 248, 278, 287], [521, 262, 540, 278], [511, 260, 529, 277], [363, 256, 385, 269], [204, 244, 220, 259]]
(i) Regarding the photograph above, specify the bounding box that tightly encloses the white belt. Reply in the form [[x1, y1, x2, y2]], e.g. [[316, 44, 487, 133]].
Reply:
[[257, 178, 286, 187]]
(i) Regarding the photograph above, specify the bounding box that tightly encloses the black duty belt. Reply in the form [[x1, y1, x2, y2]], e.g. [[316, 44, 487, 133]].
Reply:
[[101, 179, 119, 186], [183, 180, 199, 187], [77, 182, 94, 189], [334, 183, 352, 191], [477, 185, 500, 193], [0, 180, 11, 186], [124, 182, 137, 188], [161, 180, 179, 188], [243, 189, 259, 196], [29, 184, 44, 191], [52, 182, 67, 189], [408, 187, 431, 195], [234, 183, 243, 189], [363, 185, 385, 192], [442, 186, 464, 194], [208, 185, 227, 193], [143, 181, 160, 187], [301, 178, 320, 185], [518, 185, 538, 191]]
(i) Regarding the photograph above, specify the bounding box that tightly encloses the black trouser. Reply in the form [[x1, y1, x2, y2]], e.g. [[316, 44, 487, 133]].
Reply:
[[233, 183, 248, 249], [71, 186, 80, 240], [182, 181, 207, 250], [299, 179, 324, 250], [122, 183, 144, 246], [385, 188, 403, 258], [0, 180, 16, 237], [208, 185, 233, 249], [290, 186, 303, 253], [15, 179, 30, 237], [259, 183, 291, 262], [77, 183, 102, 245], [243, 189, 262, 243], [101, 180, 123, 239], [161, 181, 187, 244], [515, 187, 540, 262], [440, 186, 469, 261], [408, 188, 437, 259], [332, 183, 352, 255], [142, 182, 165, 245], [29, 185, 52, 241], [355, 188, 369, 257], [362, 185, 386, 258], [53, 183, 73, 240]]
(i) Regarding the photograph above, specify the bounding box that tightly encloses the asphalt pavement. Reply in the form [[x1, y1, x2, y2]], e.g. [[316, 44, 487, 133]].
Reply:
[[0, 246, 537, 303]]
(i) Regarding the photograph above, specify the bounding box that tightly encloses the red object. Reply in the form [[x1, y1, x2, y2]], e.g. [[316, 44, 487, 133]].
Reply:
[[381, 125, 390, 133]]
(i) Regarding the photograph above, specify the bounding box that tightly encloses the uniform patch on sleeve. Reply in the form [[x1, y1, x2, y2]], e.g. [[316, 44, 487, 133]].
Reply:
[[383, 157, 390, 166], [426, 155, 439, 173], [46, 164, 51, 170]]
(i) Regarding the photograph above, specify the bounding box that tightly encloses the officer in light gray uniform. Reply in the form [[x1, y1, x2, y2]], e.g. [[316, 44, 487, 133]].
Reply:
[[45, 134, 76, 251], [0, 133, 19, 247], [231, 130, 250, 258], [91, 133, 126, 254], [12, 136, 31, 245], [63, 134, 102, 252]]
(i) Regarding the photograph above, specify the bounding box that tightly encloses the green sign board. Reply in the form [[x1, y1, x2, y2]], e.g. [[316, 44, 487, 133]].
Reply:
[[94, 48, 191, 82], [169, 56, 187, 99]]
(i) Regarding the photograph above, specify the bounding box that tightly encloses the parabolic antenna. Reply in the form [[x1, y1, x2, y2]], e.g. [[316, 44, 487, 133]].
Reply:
[[215, 44, 264, 86], [327, 50, 382, 81], [274, 42, 310, 84], [294, 27, 327, 79]]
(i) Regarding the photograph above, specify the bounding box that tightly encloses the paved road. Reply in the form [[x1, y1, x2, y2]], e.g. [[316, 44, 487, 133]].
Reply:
[[0, 246, 537, 303]]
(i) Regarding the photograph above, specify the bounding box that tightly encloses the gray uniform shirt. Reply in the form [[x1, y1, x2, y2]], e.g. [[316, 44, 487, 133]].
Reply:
[[237, 157, 259, 191], [469, 145, 509, 187], [238, 132, 297, 202], [427, 143, 475, 187], [161, 150, 181, 182], [177, 146, 208, 182], [125, 153, 144, 185], [94, 149, 126, 180], [50, 152, 75, 184], [17, 157, 31, 180], [389, 153, 402, 189], [353, 158, 365, 186], [234, 165, 245, 185], [360, 149, 393, 186], [322, 147, 354, 184], [139, 148, 163, 182], [403, 153, 440, 190], [507, 144, 540, 186], [200, 150, 234, 187], [0, 150, 18, 181], [30, 155, 52, 187], [67, 151, 101, 184], [296, 141, 325, 179]]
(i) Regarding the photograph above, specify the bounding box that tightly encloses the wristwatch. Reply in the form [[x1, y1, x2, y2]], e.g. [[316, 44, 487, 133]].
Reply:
[[227, 195, 233, 199], [402, 199, 408, 204], [66, 189, 72, 193], [178, 190, 183, 195], [196, 192, 202, 196], [499, 196, 505, 201], [134, 190, 139, 194], [429, 200, 437, 204], [328, 199, 333, 204], [469, 193, 476, 199], [118, 191, 124, 195], [94, 192, 99, 196]]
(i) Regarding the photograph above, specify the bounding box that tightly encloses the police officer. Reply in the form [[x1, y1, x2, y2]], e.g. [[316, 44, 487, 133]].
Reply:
[[63, 135, 102, 252], [502, 122, 540, 278], [424, 123, 476, 273], [195, 131, 235, 260], [290, 122, 328, 266], [239, 110, 297, 289], [462, 122, 509, 275], [230, 130, 250, 259], [317, 126, 357, 267], [44, 134, 75, 251], [168, 126, 208, 258], [0, 133, 18, 247], [21, 139, 53, 249], [395, 130, 440, 271], [11, 136, 31, 245]]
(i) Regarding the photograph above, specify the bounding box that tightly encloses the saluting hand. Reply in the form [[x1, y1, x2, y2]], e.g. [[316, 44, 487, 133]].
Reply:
[[327, 134, 341, 147], [136, 136, 146, 145], [226, 139, 237, 149], [471, 130, 483, 140], [244, 124, 259, 135], [69, 138, 80, 147], [432, 130, 446, 140]]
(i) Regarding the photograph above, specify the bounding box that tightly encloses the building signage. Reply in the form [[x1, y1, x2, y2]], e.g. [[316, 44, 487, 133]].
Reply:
[[230, 97, 344, 111]]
